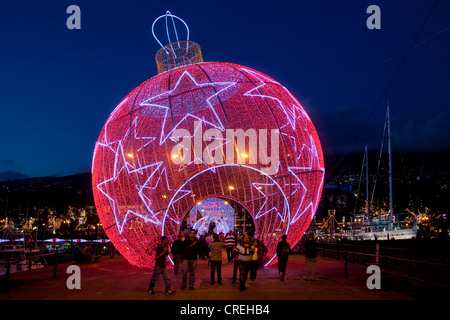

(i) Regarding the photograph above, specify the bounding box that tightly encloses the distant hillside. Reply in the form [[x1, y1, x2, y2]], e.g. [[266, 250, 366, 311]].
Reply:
[[323, 150, 450, 180], [0, 172, 92, 193], [0, 170, 29, 182], [1, 150, 449, 191], [0, 172, 94, 218], [317, 150, 450, 222]]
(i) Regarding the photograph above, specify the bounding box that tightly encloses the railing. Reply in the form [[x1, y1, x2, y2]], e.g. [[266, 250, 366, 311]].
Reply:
[[0, 249, 75, 293], [319, 242, 450, 298]]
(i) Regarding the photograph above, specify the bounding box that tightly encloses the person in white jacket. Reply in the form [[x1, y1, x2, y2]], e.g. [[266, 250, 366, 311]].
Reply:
[[236, 234, 254, 290]]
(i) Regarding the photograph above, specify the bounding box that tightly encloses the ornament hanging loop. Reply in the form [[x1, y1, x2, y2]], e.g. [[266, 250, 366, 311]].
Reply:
[[152, 11, 203, 74], [152, 11, 190, 55]]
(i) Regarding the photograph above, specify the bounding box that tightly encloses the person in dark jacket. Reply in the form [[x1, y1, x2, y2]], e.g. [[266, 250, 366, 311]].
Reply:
[[304, 233, 317, 281], [276, 234, 291, 281], [171, 234, 183, 274], [148, 236, 175, 295], [198, 235, 209, 260], [181, 229, 200, 290]]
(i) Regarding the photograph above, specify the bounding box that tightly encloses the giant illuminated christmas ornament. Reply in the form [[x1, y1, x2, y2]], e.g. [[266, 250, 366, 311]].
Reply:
[[92, 12, 324, 268]]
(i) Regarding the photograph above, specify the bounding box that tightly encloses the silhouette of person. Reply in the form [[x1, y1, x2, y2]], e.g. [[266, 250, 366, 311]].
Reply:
[[148, 236, 175, 295], [304, 233, 317, 281], [209, 233, 225, 285], [276, 234, 291, 281], [181, 229, 200, 290], [249, 239, 263, 283], [171, 234, 183, 274], [236, 234, 254, 290]]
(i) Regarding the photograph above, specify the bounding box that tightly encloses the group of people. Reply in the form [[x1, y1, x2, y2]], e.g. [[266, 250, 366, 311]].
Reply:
[[147, 229, 318, 295]]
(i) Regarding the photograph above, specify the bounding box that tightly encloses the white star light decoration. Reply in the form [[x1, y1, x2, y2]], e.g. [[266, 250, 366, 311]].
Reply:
[[139, 70, 237, 145], [92, 62, 324, 268]]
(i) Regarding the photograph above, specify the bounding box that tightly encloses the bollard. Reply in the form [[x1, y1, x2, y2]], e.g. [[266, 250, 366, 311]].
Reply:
[[375, 242, 379, 265], [28, 248, 33, 271], [382, 255, 389, 291], [344, 250, 349, 278], [409, 260, 413, 277], [337, 243, 340, 260], [4, 258, 11, 293], [53, 249, 58, 280]]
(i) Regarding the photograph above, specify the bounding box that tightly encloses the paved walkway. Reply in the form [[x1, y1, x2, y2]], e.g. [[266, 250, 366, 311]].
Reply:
[[1, 253, 412, 301]]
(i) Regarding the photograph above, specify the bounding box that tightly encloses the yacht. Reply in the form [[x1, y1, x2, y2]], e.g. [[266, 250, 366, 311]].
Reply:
[[0, 223, 46, 275], [343, 103, 418, 241]]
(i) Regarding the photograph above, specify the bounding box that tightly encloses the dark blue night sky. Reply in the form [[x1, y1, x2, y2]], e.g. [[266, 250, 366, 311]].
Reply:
[[0, 0, 449, 180]]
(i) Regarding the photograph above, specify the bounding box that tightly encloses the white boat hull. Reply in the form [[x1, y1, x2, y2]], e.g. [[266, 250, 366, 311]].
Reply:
[[347, 227, 418, 241]]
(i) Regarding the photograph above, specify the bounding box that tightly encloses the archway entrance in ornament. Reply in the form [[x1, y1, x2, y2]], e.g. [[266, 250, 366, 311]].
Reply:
[[179, 197, 255, 237], [161, 164, 291, 266]]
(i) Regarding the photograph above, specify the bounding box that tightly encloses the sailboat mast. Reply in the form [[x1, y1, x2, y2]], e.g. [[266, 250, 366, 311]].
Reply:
[[365, 144, 369, 219], [387, 102, 394, 223]]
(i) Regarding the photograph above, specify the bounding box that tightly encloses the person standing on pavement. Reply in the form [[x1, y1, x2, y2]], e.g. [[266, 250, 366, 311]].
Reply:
[[171, 234, 183, 274], [225, 230, 236, 263], [209, 233, 225, 285], [181, 229, 200, 290], [231, 239, 241, 284], [236, 234, 254, 290], [148, 236, 175, 295], [249, 239, 263, 284], [198, 235, 209, 260], [259, 240, 268, 266], [276, 234, 291, 281], [304, 233, 318, 281]]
